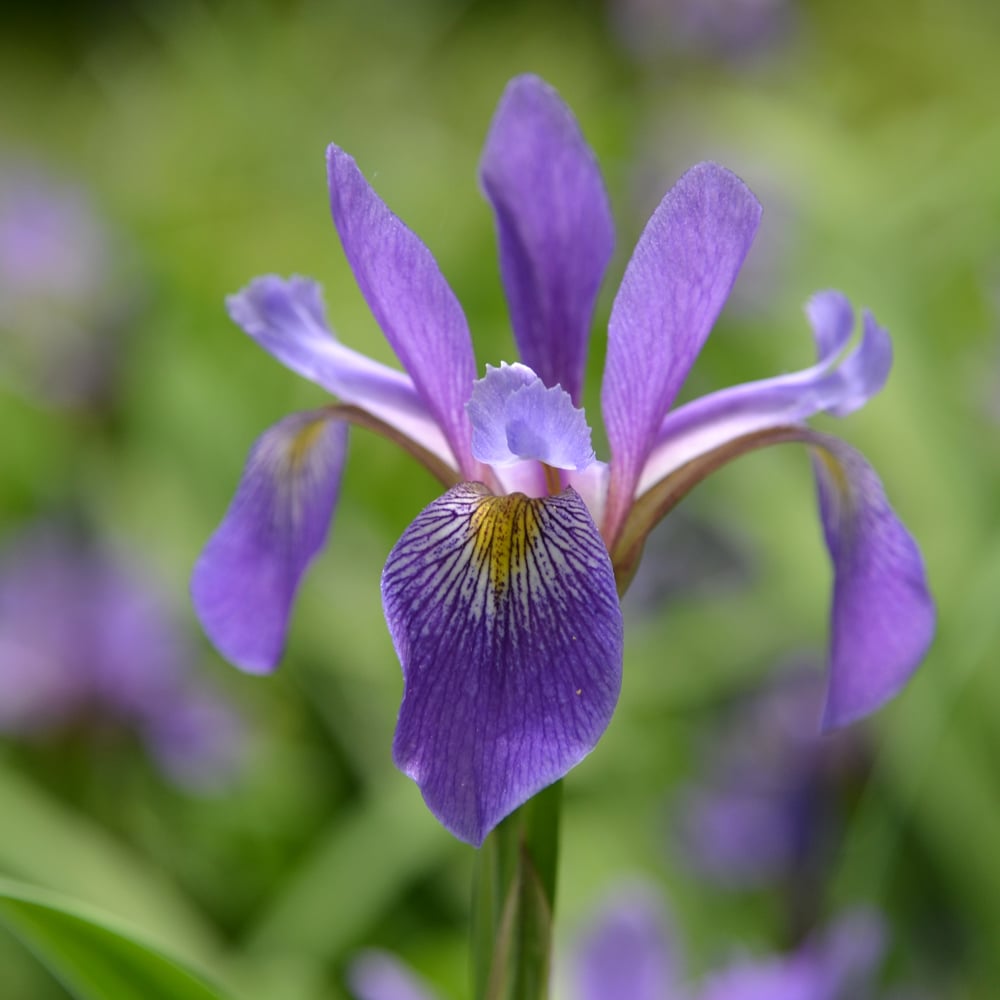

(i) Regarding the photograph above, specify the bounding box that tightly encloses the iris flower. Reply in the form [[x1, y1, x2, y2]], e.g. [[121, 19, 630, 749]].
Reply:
[[673, 666, 868, 890], [0, 527, 244, 790], [192, 74, 933, 845]]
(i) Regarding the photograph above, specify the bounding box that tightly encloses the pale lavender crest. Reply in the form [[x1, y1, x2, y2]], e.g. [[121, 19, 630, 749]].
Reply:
[[383, 483, 623, 845], [327, 146, 479, 477], [467, 362, 595, 472], [808, 434, 935, 729], [480, 74, 615, 403], [192, 412, 348, 673], [602, 162, 761, 536]]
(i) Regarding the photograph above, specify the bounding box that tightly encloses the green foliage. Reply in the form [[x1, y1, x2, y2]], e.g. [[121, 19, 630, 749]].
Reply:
[[0, 879, 230, 1000]]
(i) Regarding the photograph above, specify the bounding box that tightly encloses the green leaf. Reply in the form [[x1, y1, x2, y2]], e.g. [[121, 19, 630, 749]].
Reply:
[[0, 878, 232, 1000]]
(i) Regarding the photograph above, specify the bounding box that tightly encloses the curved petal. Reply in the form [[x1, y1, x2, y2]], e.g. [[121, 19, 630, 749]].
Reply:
[[807, 433, 935, 729], [467, 362, 595, 470], [327, 146, 479, 477], [191, 411, 348, 673], [601, 163, 761, 540], [636, 296, 891, 494], [347, 950, 440, 1000], [573, 887, 680, 1000], [382, 483, 623, 845], [479, 74, 614, 403], [227, 275, 453, 469], [615, 425, 932, 729]]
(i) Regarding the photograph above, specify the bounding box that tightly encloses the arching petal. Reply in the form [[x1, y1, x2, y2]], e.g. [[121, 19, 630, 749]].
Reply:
[[572, 887, 681, 1000], [636, 296, 891, 494], [192, 412, 348, 673], [327, 146, 479, 478], [807, 433, 934, 729], [227, 275, 453, 469], [615, 425, 932, 729], [601, 163, 761, 540], [467, 362, 595, 470], [479, 74, 614, 403], [347, 950, 441, 1000], [382, 483, 623, 845]]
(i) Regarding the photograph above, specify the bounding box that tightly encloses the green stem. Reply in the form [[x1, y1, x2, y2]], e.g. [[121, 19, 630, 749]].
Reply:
[[471, 780, 563, 1000]]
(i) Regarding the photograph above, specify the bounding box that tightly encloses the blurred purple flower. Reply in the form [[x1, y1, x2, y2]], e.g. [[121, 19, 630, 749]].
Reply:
[[0, 161, 138, 407], [347, 886, 886, 1000], [193, 73, 932, 845], [611, 0, 794, 64], [0, 527, 244, 791], [673, 668, 869, 892]]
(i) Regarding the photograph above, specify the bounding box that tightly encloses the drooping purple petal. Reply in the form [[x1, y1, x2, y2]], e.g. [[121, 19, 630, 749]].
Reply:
[[573, 886, 682, 1000], [347, 950, 441, 1000], [192, 411, 348, 673], [327, 146, 479, 478], [228, 275, 453, 468], [382, 483, 623, 845], [479, 74, 614, 403], [806, 432, 934, 729], [636, 294, 891, 494], [601, 163, 761, 539], [467, 362, 595, 470]]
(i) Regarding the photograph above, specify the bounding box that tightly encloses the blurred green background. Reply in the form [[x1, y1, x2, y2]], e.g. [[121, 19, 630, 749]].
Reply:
[[1, 0, 998, 997]]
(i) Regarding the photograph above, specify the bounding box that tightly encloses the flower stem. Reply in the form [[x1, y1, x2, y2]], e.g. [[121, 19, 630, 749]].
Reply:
[[471, 780, 562, 1000]]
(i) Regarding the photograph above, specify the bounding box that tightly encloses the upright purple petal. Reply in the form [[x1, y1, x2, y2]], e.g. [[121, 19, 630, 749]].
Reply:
[[480, 74, 614, 403], [192, 411, 348, 673], [636, 295, 891, 495], [807, 432, 935, 729], [382, 483, 623, 845], [228, 275, 453, 468], [327, 146, 479, 477], [573, 887, 682, 1000], [602, 163, 761, 539]]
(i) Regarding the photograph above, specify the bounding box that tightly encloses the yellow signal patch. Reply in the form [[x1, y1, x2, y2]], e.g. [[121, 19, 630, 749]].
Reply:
[[469, 492, 542, 594]]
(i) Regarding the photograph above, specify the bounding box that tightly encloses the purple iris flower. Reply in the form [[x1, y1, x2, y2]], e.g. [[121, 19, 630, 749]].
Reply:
[[673, 667, 868, 892], [0, 162, 135, 408], [192, 74, 933, 845], [347, 887, 885, 1000], [0, 528, 244, 791], [610, 0, 794, 64]]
